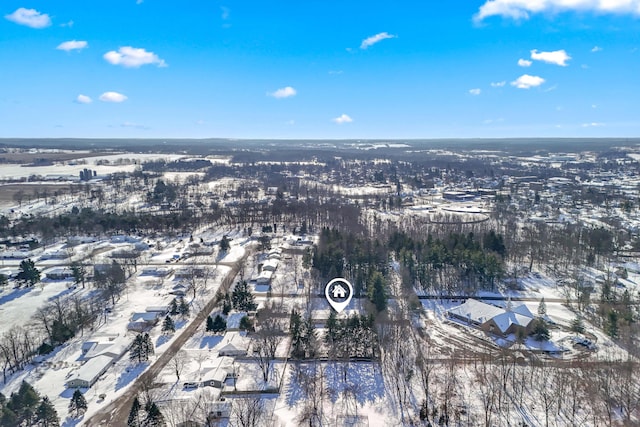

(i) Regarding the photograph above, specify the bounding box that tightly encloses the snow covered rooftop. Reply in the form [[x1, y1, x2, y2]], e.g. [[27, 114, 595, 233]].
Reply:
[[447, 299, 504, 324]]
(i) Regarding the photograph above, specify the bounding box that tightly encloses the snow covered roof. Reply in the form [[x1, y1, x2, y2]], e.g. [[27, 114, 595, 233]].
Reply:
[[262, 259, 279, 271], [66, 355, 113, 387], [511, 304, 534, 318], [491, 311, 533, 333], [131, 312, 160, 322], [448, 299, 535, 333], [447, 299, 504, 324], [84, 336, 131, 360]]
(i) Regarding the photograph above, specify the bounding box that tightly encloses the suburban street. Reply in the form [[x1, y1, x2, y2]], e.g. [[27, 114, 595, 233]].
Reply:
[[86, 251, 249, 426]]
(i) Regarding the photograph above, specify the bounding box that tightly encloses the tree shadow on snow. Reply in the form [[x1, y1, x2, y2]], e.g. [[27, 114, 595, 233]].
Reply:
[[116, 362, 149, 391], [0, 287, 32, 305], [62, 416, 83, 427], [156, 335, 170, 347], [199, 335, 223, 349]]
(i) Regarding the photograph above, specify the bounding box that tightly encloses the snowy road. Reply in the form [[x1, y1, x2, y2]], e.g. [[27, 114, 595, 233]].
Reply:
[[84, 250, 250, 426]]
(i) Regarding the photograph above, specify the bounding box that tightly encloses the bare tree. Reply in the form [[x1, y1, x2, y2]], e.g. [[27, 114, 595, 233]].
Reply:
[[254, 308, 285, 383], [170, 350, 189, 382], [231, 397, 264, 427]]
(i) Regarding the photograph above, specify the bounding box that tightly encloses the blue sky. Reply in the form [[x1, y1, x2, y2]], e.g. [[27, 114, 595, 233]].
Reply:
[[2, 0, 640, 139]]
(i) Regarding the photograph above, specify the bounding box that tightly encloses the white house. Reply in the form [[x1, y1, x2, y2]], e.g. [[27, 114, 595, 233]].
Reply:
[[261, 259, 279, 272], [255, 270, 273, 286], [217, 332, 248, 357], [447, 299, 535, 337], [127, 312, 161, 331], [145, 305, 170, 316], [65, 355, 114, 389], [44, 267, 74, 280], [83, 336, 132, 360]]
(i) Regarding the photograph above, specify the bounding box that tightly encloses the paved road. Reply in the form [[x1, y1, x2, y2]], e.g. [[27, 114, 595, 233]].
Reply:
[[85, 252, 249, 426]]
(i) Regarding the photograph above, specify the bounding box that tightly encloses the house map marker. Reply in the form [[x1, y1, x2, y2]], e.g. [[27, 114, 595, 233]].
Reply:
[[325, 278, 353, 313]]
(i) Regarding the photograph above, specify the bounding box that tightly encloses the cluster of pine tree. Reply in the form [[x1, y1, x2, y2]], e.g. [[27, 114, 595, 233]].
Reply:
[[388, 230, 506, 293], [0, 381, 59, 426], [231, 281, 257, 312], [325, 312, 378, 359], [127, 396, 165, 427], [289, 310, 317, 359], [206, 314, 227, 334], [130, 333, 154, 363], [169, 297, 190, 318]]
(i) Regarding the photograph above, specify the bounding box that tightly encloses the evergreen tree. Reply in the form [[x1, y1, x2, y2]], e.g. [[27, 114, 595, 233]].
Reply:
[[169, 298, 179, 316], [130, 333, 154, 363], [324, 310, 337, 347], [36, 397, 59, 427], [239, 316, 254, 331], [9, 381, 40, 425], [0, 407, 18, 426], [222, 295, 232, 315], [0, 273, 8, 288], [143, 333, 154, 359], [232, 281, 257, 312], [607, 310, 619, 338], [16, 259, 40, 287], [570, 316, 585, 334], [367, 271, 387, 312], [127, 396, 141, 427], [144, 402, 166, 426], [130, 334, 144, 363], [290, 309, 304, 358], [68, 389, 87, 417], [219, 235, 231, 252], [206, 315, 215, 333], [210, 314, 227, 333], [178, 298, 189, 318], [70, 261, 86, 288], [161, 315, 175, 334], [532, 318, 550, 341], [537, 298, 547, 317]]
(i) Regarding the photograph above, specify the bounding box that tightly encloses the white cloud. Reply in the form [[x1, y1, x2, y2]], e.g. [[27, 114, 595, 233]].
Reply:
[[99, 92, 128, 103], [60, 20, 74, 27], [531, 49, 571, 66], [474, 0, 640, 21], [221, 6, 230, 20], [268, 86, 297, 99], [195, 120, 206, 125], [518, 58, 532, 67], [5, 8, 51, 28], [104, 46, 167, 68], [469, 88, 482, 95], [511, 74, 545, 89], [582, 122, 605, 127], [360, 32, 396, 49], [333, 114, 353, 124], [490, 81, 506, 87], [76, 94, 92, 104], [121, 121, 149, 129], [591, 46, 603, 52], [57, 40, 88, 52]]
